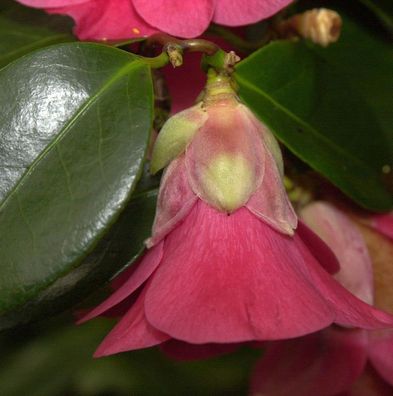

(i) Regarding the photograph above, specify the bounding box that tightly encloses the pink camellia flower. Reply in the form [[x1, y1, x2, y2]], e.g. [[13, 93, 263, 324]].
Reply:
[[250, 202, 393, 396], [363, 212, 393, 241], [77, 74, 393, 357], [16, 0, 293, 40]]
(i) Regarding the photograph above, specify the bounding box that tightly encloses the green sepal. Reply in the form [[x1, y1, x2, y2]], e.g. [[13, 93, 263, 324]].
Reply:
[[150, 103, 208, 174]]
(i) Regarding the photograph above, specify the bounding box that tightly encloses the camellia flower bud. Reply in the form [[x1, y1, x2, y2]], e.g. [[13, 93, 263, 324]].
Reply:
[[148, 72, 294, 246], [79, 72, 393, 358], [276, 8, 342, 47]]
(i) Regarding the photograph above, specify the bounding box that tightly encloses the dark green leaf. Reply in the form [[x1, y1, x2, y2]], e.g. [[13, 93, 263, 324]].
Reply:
[[0, 0, 74, 69], [235, 18, 393, 211], [311, 12, 393, 153], [357, 0, 393, 34], [0, 42, 154, 328]]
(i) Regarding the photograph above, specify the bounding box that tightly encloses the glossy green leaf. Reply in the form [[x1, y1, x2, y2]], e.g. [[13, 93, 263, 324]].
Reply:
[[235, 18, 393, 211], [0, 42, 154, 328], [311, 12, 393, 153], [0, 0, 74, 69]]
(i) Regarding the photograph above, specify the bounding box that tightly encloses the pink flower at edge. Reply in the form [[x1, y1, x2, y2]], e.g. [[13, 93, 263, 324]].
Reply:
[[367, 212, 393, 241], [16, 0, 293, 40], [77, 74, 393, 358], [250, 202, 393, 396]]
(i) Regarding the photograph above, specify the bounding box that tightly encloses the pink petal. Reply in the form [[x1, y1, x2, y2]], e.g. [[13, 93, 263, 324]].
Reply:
[[242, 105, 284, 175], [301, 202, 374, 305], [95, 293, 140, 318], [371, 213, 393, 241], [296, 221, 340, 275], [133, 0, 215, 38], [185, 100, 265, 212], [145, 200, 335, 343], [78, 242, 164, 323], [17, 0, 87, 6], [144, 200, 393, 344], [48, 0, 158, 40], [146, 155, 197, 247], [246, 144, 297, 235], [250, 327, 368, 396], [368, 330, 393, 387], [94, 287, 170, 357], [294, 235, 393, 330], [213, 0, 293, 26], [160, 340, 237, 360]]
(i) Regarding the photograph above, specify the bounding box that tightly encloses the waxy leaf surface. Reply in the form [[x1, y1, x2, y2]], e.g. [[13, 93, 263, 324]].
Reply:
[[0, 43, 154, 328], [235, 14, 393, 211]]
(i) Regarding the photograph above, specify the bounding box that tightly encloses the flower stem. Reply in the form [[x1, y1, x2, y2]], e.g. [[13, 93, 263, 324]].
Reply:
[[137, 50, 169, 69], [142, 33, 238, 72]]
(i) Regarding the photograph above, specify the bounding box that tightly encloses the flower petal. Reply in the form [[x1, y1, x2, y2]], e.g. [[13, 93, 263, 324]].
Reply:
[[133, 0, 215, 38], [296, 221, 340, 275], [250, 327, 368, 396], [78, 241, 164, 323], [355, 222, 393, 313], [94, 287, 170, 357], [17, 0, 87, 7], [146, 155, 198, 247], [246, 145, 297, 235], [48, 0, 158, 40], [145, 201, 393, 344], [213, 0, 293, 26], [371, 213, 393, 241], [301, 202, 374, 304], [145, 200, 335, 343], [294, 237, 393, 329], [241, 104, 284, 176]]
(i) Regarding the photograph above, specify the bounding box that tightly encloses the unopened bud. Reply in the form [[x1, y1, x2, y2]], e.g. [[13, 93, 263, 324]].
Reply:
[[277, 8, 342, 47], [151, 70, 296, 235]]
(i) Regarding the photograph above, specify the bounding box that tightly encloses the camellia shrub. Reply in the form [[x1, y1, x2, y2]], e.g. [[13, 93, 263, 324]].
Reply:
[[0, 0, 392, 394]]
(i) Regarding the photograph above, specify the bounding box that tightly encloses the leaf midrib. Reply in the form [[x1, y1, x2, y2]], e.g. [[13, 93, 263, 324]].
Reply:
[[0, 54, 144, 213]]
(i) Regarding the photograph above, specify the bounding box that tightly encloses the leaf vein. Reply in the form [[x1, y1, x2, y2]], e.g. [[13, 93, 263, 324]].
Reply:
[[235, 73, 373, 169]]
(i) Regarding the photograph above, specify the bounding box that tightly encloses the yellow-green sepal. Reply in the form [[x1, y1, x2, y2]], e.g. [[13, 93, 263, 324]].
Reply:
[[150, 103, 208, 174], [202, 153, 255, 212]]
